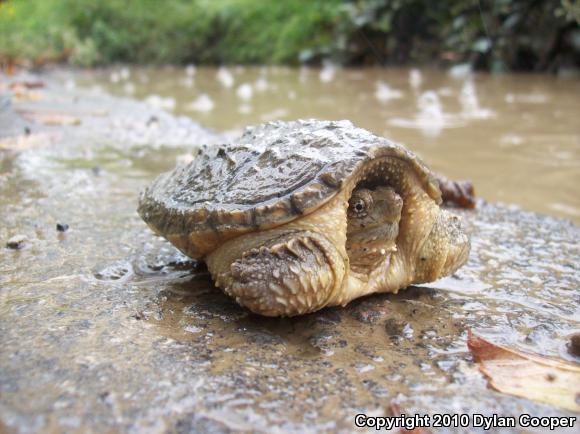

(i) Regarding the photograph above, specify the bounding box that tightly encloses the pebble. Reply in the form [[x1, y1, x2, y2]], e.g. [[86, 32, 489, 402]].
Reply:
[[6, 234, 28, 249], [568, 333, 580, 357], [350, 302, 389, 324], [56, 223, 69, 232], [384, 318, 405, 337]]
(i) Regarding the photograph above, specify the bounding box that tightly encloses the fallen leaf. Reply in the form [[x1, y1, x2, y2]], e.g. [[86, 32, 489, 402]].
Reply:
[[0, 132, 56, 150], [9, 86, 44, 101], [467, 330, 580, 412], [17, 110, 80, 126], [9, 80, 45, 90]]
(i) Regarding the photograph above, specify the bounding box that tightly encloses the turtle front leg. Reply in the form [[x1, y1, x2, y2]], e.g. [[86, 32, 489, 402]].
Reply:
[[207, 230, 346, 316]]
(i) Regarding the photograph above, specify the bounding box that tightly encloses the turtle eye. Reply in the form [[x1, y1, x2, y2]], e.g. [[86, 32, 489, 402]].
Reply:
[[348, 190, 373, 218], [354, 201, 364, 212]]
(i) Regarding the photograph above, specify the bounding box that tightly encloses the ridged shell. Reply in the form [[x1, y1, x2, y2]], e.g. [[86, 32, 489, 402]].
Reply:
[[138, 120, 440, 258]]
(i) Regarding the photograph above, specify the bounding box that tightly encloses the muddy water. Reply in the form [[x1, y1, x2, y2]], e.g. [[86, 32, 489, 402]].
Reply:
[[0, 71, 579, 433], [80, 66, 580, 223]]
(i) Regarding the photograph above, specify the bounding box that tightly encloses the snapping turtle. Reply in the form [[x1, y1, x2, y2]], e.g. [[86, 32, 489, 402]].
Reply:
[[139, 120, 469, 316]]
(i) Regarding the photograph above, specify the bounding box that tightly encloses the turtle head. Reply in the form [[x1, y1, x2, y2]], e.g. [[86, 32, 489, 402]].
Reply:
[[346, 186, 403, 271], [343, 155, 470, 290]]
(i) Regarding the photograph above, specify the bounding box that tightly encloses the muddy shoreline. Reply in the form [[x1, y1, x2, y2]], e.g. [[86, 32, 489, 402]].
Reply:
[[1, 72, 578, 433]]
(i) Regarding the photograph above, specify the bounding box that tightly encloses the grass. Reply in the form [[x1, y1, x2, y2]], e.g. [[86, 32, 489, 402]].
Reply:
[[0, 0, 343, 66], [1, 0, 578, 71]]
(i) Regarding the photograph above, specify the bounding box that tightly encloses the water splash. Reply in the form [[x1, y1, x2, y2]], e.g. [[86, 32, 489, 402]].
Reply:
[[409, 69, 422, 90], [319, 63, 336, 83], [109, 71, 121, 83], [216, 67, 235, 88], [144, 95, 176, 111], [413, 91, 444, 137], [374, 81, 403, 103], [180, 76, 194, 88], [119, 67, 131, 81], [186, 94, 215, 112], [389, 91, 465, 137], [459, 79, 495, 119], [505, 93, 549, 104], [448, 63, 473, 79], [254, 77, 268, 92], [185, 64, 196, 76], [123, 82, 136, 95], [236, 83, 253, 101]]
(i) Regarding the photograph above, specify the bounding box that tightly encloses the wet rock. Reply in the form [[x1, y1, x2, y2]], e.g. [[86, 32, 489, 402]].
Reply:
[[93, 260, 134, 281], [384, 318, 404, 337], [241, 327, 285, 346], [311, 308, 342, 325], [6, 234, 28, 249], [308, 330, 348, 354], [361, 379, 389, 398], [146, 115, 159, 126], [349, 298, 390, 324], [130, 311, 146, 321], [568, 333, 580, 358], [384, 318, 413, 340], [56, 223, 69, 232]]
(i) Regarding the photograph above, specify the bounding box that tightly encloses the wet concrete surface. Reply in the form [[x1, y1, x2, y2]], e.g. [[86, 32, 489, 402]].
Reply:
[[0, 72, 579, 433]]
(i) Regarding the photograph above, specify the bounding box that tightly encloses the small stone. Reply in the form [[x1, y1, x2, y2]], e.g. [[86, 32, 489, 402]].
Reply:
[[130, 311, 145, 321], [384, 318, 406, 338], [350, 300, 389, 324], [56, 223, 69, 232], [6, 234, 28, 249], [568, 333, 580, 358]]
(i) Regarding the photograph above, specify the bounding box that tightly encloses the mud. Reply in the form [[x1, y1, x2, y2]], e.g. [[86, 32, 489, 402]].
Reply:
[[0, 72, 578, 433]]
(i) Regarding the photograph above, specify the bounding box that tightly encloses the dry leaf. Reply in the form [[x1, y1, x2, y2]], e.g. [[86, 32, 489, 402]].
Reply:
[[17, 110, 80, 126], [9, 80, 45, 90], [467, 330, 580, 412], [10, 88, 43, 101], [0, 133, 56, 150]]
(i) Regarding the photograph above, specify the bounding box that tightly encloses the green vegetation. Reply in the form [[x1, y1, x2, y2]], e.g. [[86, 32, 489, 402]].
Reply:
[[1, 0, 578, 72]]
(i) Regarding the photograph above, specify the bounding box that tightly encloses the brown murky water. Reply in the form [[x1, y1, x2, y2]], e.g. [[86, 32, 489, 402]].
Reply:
[[1, 70, 579, 433], [80, 66, 580, 223]]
